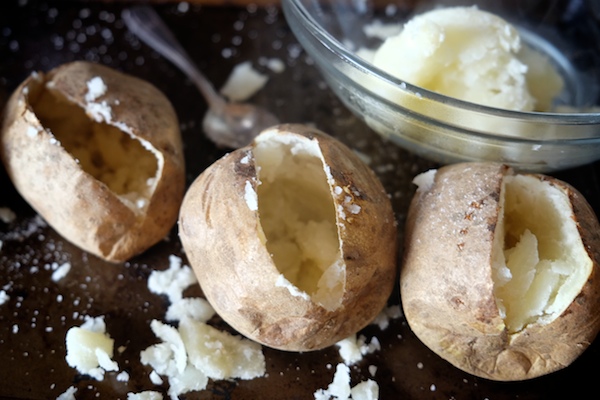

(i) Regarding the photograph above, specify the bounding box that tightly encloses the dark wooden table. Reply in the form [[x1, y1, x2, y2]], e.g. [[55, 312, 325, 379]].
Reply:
[[1, 1, 599, 399]]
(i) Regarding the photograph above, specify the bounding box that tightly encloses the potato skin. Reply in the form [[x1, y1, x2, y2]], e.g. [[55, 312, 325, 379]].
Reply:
[[401, 162, 600, 381], [0, 61, 185, 262], [179, 124, 397, 351]]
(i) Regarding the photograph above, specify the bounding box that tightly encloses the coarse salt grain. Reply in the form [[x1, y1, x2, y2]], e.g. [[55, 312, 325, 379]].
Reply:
[[244, 180, 258, 211], [368, 365, 377, 377], [51, 262, 71, 282], [26, 126, 39, 137], [0, 290, 9, 305]]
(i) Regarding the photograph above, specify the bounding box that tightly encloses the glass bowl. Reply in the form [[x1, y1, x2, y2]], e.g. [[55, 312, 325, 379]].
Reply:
[[282, 0, 600, 172]]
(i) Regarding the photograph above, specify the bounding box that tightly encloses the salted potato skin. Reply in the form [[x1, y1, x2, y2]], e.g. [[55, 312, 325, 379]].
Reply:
[[179, 124, 397, 351], [0, 61, 185, 262], [401, 162, 600, 381]]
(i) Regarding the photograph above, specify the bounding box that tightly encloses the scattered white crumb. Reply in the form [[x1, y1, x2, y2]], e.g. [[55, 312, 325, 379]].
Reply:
[[127, 391, 163, 400], [314, 363, 351, 400], [314, 363, 379, 400], [147, 255, 197, 303], [412, 169, 437, 192], [141, 317, 265, 399], [371, 305, 403, 330], [351, 379, 379, 400], [56, 386, 77, 400], [116, 370, 130, 382], [244, 180, 258, 211], [85, 76, 107, 102], [165, 297, 215, 323], [51, 262, 71, 282], [336, 334, 381, 366], [139, 253, 267, 398], [0, 290, 9, 305], [0, 207, 16, 224], [65, 315, 118, 381], [220, 61, 268, 102]]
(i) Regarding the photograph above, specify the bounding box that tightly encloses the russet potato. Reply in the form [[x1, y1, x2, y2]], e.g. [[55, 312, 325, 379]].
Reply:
[[0, 61, 185, 262], [401, 162, 600, 381], [179, 124, 397, 351]]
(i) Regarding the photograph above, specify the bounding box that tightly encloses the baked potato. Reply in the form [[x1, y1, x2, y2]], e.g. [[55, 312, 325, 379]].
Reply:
[[0, 61, 185, 262], [179, 124, 397, 351], [401, 162, 600, 381]]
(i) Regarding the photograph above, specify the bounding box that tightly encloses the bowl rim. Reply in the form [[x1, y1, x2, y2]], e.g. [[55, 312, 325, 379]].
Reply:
[[284, 0, 600, 138]]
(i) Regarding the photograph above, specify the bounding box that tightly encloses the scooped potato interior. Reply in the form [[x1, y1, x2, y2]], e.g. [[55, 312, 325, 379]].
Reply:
[[492, 174, 593, 332], [30, 84, 159, 212], [253, 136, 345, 311]]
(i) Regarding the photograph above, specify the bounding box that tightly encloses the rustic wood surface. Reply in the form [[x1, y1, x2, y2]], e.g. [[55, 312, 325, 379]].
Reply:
[[1, 1, 599, 399]]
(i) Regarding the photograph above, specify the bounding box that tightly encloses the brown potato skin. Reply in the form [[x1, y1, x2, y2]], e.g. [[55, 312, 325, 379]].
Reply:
[[0, 61, 185, 262], [179, 124, 397, 351], [401, 162, 600, 381]]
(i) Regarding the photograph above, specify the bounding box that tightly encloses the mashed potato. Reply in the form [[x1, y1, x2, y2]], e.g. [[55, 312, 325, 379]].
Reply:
[[372, 6, 563, 111]]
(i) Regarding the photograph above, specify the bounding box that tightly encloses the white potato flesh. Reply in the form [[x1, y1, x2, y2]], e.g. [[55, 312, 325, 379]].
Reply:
[[178, 317, 265, 380], [493, 174, 593, 332], [65, 327, 115, 373], [253, 134, 345, 311], [31, 84, 159, 213]]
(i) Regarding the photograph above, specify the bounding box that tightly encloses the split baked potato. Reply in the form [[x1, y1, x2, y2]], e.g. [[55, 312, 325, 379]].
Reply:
[[179, 124, 397, 351], [401, 162, 600, 381], [0, 61, 185, 262]]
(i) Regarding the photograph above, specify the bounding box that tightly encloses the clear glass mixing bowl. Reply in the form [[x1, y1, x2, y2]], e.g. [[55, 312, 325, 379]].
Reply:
[[282, 0, 600, 172]]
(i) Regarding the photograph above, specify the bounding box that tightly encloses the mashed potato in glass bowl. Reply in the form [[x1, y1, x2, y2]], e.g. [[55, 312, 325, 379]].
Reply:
[[282, 0, 600, 172]]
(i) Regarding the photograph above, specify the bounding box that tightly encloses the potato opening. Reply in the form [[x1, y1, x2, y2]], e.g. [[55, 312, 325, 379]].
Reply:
[[254, 134, 345, 311], [492, 175, 593, 333], [30, 83, 159, 213]]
